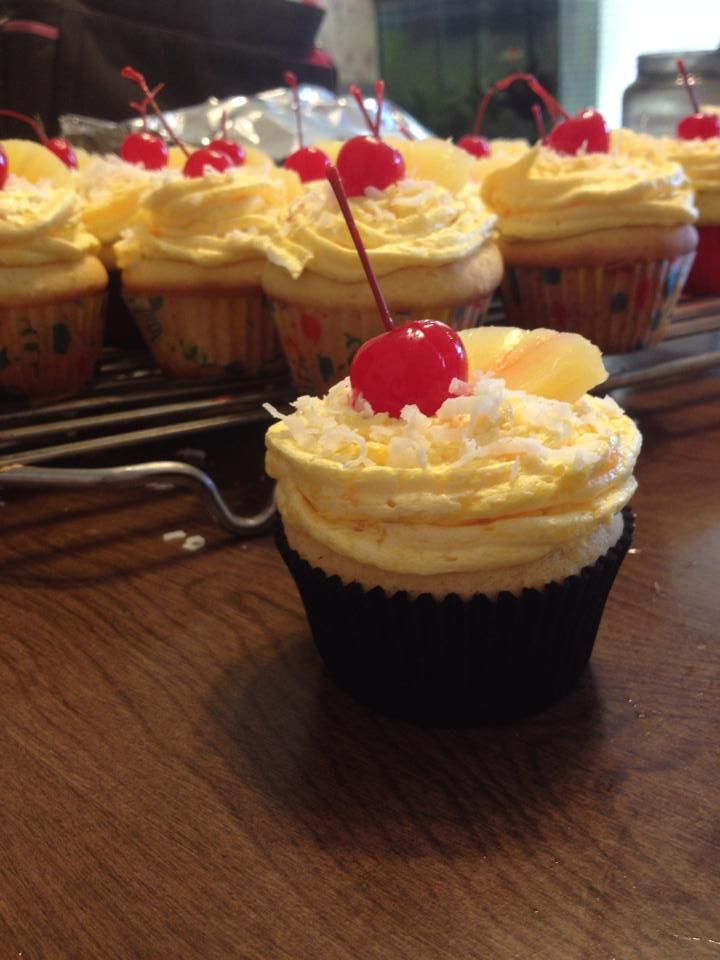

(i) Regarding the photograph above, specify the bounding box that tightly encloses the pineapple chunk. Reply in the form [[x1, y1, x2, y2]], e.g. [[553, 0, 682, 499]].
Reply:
[[2, 138, 73, 187], [459, 326, 607, 402], [394, 137, 475, 193]]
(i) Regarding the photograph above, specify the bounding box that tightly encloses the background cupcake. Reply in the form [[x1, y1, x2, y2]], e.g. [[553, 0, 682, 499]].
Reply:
[[481, 145, 698, 353], [116, 163, 301, 379], [655, 136, 720, 296], [263, 139, 502, 395], [265, 326, 640, 723], [0, 146, 107, 404]]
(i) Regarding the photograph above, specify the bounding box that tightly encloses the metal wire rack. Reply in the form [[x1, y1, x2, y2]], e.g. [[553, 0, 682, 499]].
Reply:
[[1, 297, 718, 535]]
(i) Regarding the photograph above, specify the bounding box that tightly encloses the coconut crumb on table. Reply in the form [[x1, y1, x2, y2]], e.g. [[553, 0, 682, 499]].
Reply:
[[182, 536, 206, 552], [163, 530, 187, 542]]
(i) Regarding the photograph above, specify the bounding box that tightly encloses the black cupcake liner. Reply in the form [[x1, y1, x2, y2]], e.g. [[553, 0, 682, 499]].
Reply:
[[275, 508, 634, 724]]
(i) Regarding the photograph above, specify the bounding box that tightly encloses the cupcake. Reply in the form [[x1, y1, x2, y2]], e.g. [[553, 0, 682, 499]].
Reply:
[[613, 120, 720, 297], [265, 325, 640, 723], [481, 144, 698, 353], [116, 163, 301, 379], [263, 139, 502, 395], [0, 153, 107, 404], [74, 151, 178, 349]]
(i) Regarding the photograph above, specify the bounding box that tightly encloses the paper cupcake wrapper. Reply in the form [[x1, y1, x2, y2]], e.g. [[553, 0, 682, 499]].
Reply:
[[275, 508, 634, 725], [0, 294, 105, 404], [684, 225, 720, 297], [123, 289, 287, 380], [270, 297, 492, 396], [501, 254, 695, 354]]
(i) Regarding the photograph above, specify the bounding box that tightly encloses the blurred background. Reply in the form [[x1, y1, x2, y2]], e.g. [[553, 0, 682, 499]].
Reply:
[[1, 0, 719, 140]]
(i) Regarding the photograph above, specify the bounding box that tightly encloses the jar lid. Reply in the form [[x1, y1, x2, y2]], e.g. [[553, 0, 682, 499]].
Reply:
[[638, 49, 720, 77]]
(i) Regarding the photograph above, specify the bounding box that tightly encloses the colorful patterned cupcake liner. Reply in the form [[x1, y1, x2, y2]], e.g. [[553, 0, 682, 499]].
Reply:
[[275, 509, 634, 725], [123, 290, 287, 380], [270, 297, 492, 396], [0, 294, 105, 404], [684, 226, 720, 297], [501, 253, 696, 354]]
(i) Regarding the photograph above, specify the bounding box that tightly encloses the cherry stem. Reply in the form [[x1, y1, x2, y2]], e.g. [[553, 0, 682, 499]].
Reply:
[[373, 80, 385, 137], [0, 108, 47, 144], [676, 59, 701, 115], [283, 70, 304, 149], [326, 165, 394, 333], [398, 123, 415, 141], [472, 71, 569, 135], [531, 103, 546, 140], [121, 66, 188, 157], [349, 84, 377, 138]]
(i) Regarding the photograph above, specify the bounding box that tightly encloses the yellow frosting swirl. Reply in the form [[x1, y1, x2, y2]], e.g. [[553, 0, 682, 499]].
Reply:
[[74, 154, 178, 246], [613, 128, 720, 224], [0, 175, 99, 267], [271, 178, 497, 281], [481, 145, 697, 240], [116, 166, 302, 269], [658, 136, 720, 224], [265, 375, 641, 576]]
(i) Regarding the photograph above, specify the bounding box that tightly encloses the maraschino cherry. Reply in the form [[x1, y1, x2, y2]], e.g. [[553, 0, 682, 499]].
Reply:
[[282, 71, 330, 182], [207, 110, 246, 167], [121, 77, 169, 170], [0, 145, 8, 190], [336, 81, 405, 197], [548, 107, 610, 155], [0, 108, 77, 168], [121, 66, 232, 178], [458, 71, 568, 158], [676, 58, 720, 140], [461, 72, 610, 157], [326, 165, 467, 417]]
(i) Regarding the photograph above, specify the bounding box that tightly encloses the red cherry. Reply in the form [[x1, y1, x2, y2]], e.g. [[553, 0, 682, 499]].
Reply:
[[121, 131, 169, 169], [677, 112, 720, 140], [547, 108, 610, 155], [208, 138, 246, 166], [284, 146, 331, 182], [350, 319, 468, 417], [45, 136, 77, 169], [183, 148, 231, 178], [675, 58, 720, 141], [0, 146, 8, 190], [457, 134, 491, 158], [336, 136, 405, 197]]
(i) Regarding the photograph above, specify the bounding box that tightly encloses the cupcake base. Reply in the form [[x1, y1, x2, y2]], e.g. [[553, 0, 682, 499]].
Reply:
[[123, 288, 288, 380], [276, 509, 634, 725], [501, 255, 695, 354], [0, 293, 105, 404], [271, 297, 492, 396]]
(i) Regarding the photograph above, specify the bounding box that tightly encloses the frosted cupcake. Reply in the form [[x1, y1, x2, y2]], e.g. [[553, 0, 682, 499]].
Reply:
[[116, 164, 301, 379], [482, 145, 698, 353], [654, 137, 720, 296], [266, 326, 640, 722], [263, 144, 502, 395], [0, 164, 107, 403]]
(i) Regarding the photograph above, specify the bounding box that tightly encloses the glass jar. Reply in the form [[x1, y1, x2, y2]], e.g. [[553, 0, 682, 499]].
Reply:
[[622, 49, 720, 135]]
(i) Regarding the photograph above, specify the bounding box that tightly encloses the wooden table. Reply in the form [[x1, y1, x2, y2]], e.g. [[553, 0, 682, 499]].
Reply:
[[1, 374, 718, 960]]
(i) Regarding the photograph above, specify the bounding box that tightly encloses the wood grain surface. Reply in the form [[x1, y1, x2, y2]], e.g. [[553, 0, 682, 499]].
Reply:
[[0, 376, 718, 960]]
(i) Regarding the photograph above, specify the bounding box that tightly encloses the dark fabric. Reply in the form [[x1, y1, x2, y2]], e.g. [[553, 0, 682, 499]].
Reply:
[[0, 0, 333, 136]]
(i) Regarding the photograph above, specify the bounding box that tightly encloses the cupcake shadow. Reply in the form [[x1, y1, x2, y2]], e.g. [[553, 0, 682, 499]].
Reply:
[[202, 640, 614, 859]]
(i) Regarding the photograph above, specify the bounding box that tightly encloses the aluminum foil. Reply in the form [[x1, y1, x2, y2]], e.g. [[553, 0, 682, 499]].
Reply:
[[60, 85, 432, 159]]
